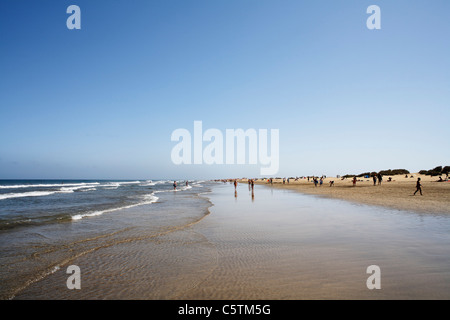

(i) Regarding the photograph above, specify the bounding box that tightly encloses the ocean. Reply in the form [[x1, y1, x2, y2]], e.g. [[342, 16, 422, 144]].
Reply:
[[0, 179, 213, 299], [2, 180, 450, 300]]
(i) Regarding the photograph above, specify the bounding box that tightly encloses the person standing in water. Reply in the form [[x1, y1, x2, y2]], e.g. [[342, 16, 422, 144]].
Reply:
[[413, 178, 423, 196], [234, 179, 237, 190], [173, 181, 177, 190]]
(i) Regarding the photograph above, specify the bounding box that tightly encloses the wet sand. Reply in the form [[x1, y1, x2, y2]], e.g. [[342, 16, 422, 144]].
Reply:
[[250, 174, 450, 215], [13, 183, 450, 299], [182, 183, 450, 299]]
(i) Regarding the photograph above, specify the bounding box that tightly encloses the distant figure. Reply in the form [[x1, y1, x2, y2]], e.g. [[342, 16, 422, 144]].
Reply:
[[313, 178, 318, 187], [283, 178, 286, 184], [234, 179, 237, 190], [173, 181, 177, 190], [377, 173, 382, 185], [413, 178, 423, 196], [319, 177, 323, 186], [307, 176, 310, 182], [186, 181, 188, 186], [287, 178, 290, 184], [438, 176, 443, 182], [388, 177, 392, 182], [251, 179, 254, 189], [352, 176, 357, 186], [329, 180, 334, 187], [372, 175, 377, 186]]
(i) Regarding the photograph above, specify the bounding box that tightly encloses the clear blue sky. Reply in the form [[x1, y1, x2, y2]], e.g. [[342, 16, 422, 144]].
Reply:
[[1, 0, 449, 179]]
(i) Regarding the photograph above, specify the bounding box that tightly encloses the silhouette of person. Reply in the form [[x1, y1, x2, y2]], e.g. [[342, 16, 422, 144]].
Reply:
[[413, 178, 423, 196]]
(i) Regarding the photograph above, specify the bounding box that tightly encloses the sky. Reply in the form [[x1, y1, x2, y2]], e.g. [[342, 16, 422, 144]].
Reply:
[[1, 0, 449, 180]]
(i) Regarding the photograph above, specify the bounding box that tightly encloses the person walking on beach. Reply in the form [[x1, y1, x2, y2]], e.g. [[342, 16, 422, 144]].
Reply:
[[373, 175, 377, 186], [352, 176, 357, 187], [377, 173, 382, 185], [319, 177, 323, 186], [313, 177, 318, 187], [234, 179, 237, 190], [413, 178, 423, 196]]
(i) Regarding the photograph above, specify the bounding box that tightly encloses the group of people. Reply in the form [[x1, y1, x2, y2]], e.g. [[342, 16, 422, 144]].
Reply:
[[173, 180, 189, 190], [312, 177, 324, 187], [233, 179, 255, 200], [229, 173, 428, 197], [371, 173, 383, 186]]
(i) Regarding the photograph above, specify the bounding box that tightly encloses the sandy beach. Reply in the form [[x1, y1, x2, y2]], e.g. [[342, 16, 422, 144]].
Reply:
[[11, 181, 450, 300], [248, 174, 450, 215]]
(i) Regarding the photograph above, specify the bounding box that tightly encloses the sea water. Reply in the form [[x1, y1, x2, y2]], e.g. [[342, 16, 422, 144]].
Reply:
[[0, 179, 213, 299]]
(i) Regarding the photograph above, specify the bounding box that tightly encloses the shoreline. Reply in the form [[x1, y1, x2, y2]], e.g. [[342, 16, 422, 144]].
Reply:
[[7, 182, 450, 299], [179, 183, 450, 299], [245, 174, 450, 215]]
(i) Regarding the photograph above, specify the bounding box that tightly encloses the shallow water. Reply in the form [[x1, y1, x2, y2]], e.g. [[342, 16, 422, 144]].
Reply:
[[0, 180, 212, 300], [5, 182, 450, 299], [183, 183, 450, 299]]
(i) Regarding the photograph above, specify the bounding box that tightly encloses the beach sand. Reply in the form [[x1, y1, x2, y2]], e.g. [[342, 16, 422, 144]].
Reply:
[[12, 182, 450, 300], [249, 174, 450, 215], [181, 183, 450, 299]]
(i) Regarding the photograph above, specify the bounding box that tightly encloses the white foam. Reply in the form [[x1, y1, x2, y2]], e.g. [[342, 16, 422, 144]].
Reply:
[[117, 181, 141, 185], [0, 191, 59, 200], [0, 182, 100, 189], [59, 185, 95, 192], [0, 184, 100, 200], [71, 193, 159, 221], [101, 182, 120, 189]]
